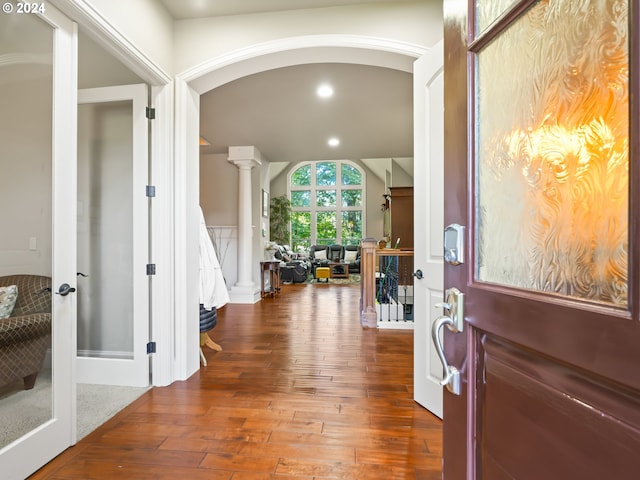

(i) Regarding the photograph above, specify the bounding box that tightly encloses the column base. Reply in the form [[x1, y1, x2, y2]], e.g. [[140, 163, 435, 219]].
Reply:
[[229, 284, 261, 304], [360, 308, 378, 328]]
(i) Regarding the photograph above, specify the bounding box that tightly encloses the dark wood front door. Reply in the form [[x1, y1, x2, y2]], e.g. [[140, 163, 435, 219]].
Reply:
[[442, 0, 639, 478]]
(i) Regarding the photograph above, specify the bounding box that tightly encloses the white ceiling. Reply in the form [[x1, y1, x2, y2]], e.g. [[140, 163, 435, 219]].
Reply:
[[199, 63, 413, 163], [159, 0, 415, 180], [158, 0, 401, 19]]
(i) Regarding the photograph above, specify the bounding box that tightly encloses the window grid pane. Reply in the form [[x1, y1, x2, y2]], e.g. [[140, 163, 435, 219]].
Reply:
[[341, 189, 362, 207], [291, 165, 311, 186], [316, 190, 336, 207], [291, 190, 311, 207], [316, 211, 337, 244], [341, 164, 362, 185], [288, 161, 364, 246], [316, 162, 336, 186], [291, 211, 311, 251]]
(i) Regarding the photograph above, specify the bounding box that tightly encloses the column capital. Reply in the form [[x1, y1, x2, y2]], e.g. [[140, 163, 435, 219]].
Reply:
[[228, 146, 262, 169]]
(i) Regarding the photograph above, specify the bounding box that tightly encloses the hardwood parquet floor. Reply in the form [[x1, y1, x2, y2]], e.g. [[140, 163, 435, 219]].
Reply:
[[30, 283, 443, 479]]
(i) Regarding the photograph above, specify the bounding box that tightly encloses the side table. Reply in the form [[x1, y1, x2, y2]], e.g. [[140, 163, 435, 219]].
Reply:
[[260, 261, 281, 298], [330, 262, 350, 279]]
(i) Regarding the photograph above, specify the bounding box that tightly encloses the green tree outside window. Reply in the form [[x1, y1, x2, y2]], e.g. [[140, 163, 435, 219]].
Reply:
[[316, 190, 336, 207], [291, 190, 311, 207], [316, 162, 336, 186], [291, 165, 311, 186]]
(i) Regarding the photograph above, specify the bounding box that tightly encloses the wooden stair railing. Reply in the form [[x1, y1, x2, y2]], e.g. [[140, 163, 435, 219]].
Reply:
[[360, 238, 378, 327], [360, 239, 415, 328]]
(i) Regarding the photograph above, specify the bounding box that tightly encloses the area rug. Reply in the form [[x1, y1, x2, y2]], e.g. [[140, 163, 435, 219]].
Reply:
[[308, 274, 361, 285], [0, 370, 149, 449]]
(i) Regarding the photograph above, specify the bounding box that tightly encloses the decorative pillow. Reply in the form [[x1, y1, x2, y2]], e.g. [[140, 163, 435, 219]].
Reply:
[[344, 250, 358, 262], [0, 285, 18, 319], [315, 249, 327, 260]]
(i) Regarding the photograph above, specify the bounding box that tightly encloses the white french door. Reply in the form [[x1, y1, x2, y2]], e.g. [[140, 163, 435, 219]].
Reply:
[[0, 4, 76, 479], [76, 84, 150, 387], [413, 41, 445, 418]]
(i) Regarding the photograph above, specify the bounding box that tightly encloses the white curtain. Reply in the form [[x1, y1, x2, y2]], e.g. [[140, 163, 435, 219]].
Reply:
[[199, 207, 230, 310]]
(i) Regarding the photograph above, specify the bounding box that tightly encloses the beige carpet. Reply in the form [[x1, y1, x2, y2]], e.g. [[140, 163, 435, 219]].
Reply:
[[0, 370, 149, 449]]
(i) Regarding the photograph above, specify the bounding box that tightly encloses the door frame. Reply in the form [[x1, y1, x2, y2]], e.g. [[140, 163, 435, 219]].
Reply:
[[51, 0, 175, 387], [174, 35, 430, 380]]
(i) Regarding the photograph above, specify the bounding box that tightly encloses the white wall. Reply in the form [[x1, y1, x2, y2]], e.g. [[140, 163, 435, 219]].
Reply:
[[200, 153, 240, 288], [80, 0, 174, 76], [173, 1, 442, 74], [78, 31, 144, 88]]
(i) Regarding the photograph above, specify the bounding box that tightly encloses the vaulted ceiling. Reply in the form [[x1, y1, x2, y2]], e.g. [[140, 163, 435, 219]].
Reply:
[[159, 0, 415, 181]]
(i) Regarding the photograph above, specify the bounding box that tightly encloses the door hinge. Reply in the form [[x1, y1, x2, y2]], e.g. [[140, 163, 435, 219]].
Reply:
[[147, 341, 156, 354], [146, 107, 156, 119], [146, 264, 156, 275], [146, 185, 156, 197]]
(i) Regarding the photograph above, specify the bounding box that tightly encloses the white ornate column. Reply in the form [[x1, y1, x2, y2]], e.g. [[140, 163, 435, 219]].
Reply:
[[228, 146, 262, 303]]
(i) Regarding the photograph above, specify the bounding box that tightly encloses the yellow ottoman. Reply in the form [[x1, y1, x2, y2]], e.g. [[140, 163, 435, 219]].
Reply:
[[315, 267, 330, 282]]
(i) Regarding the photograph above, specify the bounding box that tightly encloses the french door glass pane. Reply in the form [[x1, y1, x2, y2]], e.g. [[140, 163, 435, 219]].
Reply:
[[0, 11, 53, 448], [475, 0, 629, 306]]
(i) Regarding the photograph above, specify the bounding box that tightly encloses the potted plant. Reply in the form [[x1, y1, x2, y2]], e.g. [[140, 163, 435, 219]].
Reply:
[[269, 195, 292, 246]]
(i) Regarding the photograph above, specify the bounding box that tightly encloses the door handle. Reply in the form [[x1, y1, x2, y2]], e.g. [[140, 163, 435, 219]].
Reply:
[[56, 283, 76, 296], [413, 269, 423, 279], [432, 316, 461, 395]]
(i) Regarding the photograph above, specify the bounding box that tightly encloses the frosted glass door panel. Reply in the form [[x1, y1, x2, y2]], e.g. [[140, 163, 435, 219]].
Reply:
[[475, 0, 629, 306], [78, 101, 134, 357], [475, 0, 518, 34]]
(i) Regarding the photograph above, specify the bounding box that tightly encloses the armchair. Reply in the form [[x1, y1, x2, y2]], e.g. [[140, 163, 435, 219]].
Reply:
[[309, 244, 330, 275], [326, 244, 344, 262], [0, 274, 52, 390], [343, 245, 361, 273]]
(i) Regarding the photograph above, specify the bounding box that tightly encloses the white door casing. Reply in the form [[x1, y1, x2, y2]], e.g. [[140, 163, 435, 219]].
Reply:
[[0, 4, 77, 479], [413, 41, 445, 418], [76, 84, 150, 387]]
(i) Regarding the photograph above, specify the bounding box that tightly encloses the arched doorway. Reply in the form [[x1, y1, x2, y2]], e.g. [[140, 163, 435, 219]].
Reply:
[[172, 35, 427, 379]]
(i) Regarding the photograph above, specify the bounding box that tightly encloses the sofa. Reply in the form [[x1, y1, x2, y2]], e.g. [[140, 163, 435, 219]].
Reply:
[[309, 244, 361, 274], [274, 245, 311, 283], [0, 274, 52, 390]]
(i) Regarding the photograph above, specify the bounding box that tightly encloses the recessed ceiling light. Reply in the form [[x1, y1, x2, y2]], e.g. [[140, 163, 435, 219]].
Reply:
[[328, 137, 340, 147], [317, 84, 334, 98]]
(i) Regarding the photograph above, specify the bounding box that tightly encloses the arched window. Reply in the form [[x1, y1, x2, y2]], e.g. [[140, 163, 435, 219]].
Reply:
[[288, 160, 365, 250]]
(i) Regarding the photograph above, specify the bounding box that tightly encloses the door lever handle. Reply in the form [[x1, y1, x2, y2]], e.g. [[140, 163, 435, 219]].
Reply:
[[56, 283, 76, 296], [432, 316, 461, 395]]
